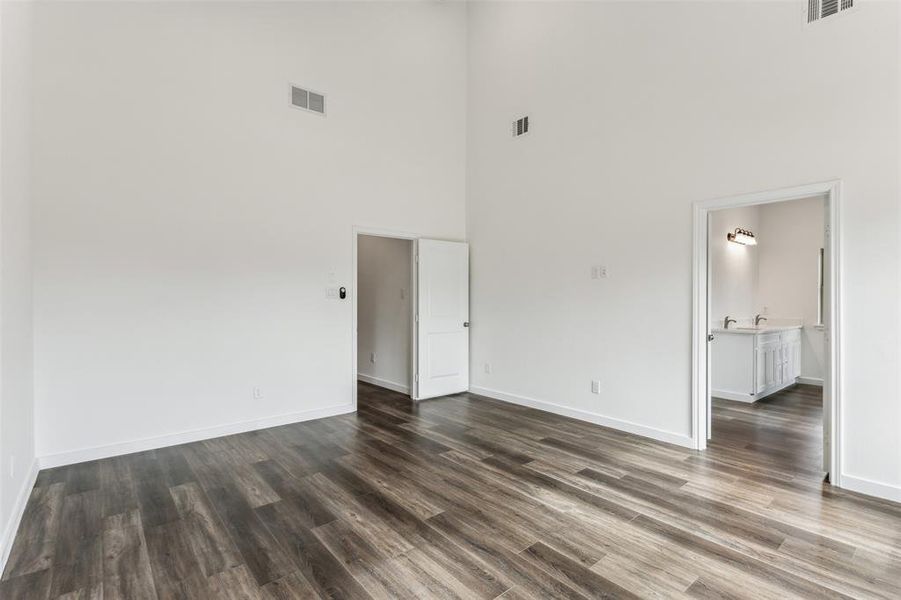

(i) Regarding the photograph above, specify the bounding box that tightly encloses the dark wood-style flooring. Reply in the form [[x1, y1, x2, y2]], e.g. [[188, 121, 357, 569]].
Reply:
[[3, 383, 901, 599]]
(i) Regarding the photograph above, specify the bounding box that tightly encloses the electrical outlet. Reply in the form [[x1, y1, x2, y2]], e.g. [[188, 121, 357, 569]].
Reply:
[[484, 362, 492, 374], [591, 380, 601, 394], [370, 352, 376, 364], [253, 387, 263, 399]]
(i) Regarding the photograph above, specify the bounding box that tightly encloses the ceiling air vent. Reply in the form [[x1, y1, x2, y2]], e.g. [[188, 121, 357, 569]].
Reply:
[[808, 0, 854, 24], [290, 84, 326, 116], [512, 116, 530, 138]]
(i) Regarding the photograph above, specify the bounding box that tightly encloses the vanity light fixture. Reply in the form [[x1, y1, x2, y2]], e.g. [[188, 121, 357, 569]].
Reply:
[[727, 227, 757, 246]]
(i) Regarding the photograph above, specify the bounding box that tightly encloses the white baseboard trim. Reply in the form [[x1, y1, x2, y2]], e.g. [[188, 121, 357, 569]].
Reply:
[[38, 403, 355, 470], [711, 389, 755, 403], [469, 386, 694, 449], [715, 377, 807, 404], [357, 373, 410, 395], [796, 376, 824, 386], [840, 473, 901, 503], [1, 458, 39, 576]]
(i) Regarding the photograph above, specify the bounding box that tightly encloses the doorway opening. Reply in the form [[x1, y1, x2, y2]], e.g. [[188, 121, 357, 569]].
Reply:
[[352, 229, 470, 410], [692, 181, 841, 485], [355, 233, 416, 401]]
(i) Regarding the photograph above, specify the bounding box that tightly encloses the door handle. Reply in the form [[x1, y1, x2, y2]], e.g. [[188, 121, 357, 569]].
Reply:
[[463, 322, 470, 328], [707, 334, 714, 342]]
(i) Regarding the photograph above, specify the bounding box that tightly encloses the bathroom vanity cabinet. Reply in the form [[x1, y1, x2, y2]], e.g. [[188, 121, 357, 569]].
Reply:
[[711, 326, 802, 402]]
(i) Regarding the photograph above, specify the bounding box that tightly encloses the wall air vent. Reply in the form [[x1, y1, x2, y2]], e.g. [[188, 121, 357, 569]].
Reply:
[[512, 116, 530, 138], [290, 84, 326, 115], [807, 0, 854, 24]]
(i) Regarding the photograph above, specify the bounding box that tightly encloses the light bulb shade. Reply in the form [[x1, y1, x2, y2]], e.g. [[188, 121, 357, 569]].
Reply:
[[727, 228, 757, 246]]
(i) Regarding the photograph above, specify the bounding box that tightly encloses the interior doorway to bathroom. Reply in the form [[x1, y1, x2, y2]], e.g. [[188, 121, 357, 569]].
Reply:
[[692, 181, 840, 485]]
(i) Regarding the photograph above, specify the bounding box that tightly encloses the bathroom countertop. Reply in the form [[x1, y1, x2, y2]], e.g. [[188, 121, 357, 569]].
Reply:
[[712, 325, 803, 335]]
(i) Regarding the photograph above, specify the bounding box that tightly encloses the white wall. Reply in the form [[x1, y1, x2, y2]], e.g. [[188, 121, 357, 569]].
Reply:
[[31, 1, 467, 462], [357, 235, 412, 393], [709, 206, 760, 327], [467, 1, 901, 497], [0, 0, 36, 564], [757, 196, 826, 382]]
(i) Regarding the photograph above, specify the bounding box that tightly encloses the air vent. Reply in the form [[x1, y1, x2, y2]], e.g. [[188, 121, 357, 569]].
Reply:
[[512, 115, 530, 138], [808, 0, 853, 23], [290, 84, 326, 115], [308, 92, 325, 114]]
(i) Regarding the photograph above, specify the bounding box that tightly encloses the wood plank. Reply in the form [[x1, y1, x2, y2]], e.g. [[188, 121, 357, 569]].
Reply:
[[255, 500, 371, 600], [260, 571, 319, 600], [2, 483, 65, 580], [102, 510, 157, 600], [48, 490, 104, 598], [169, 482, 243, 577], [202, 484, 294, 587], [519, 541, 640, 599], [143, 519, 207, 600]]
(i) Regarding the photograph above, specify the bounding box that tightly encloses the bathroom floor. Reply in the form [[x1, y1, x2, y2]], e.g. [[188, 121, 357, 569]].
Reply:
[[711, 383, 824, 478]]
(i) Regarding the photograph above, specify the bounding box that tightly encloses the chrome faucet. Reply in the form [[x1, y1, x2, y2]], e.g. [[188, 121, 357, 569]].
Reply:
[[755, 314, 768, 326], [724, 316, 737, 329]]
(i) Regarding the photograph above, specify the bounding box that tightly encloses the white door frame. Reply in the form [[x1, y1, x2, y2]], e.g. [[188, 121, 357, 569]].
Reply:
[[352, 226, 420, 411], [691, 180, 842, 486]]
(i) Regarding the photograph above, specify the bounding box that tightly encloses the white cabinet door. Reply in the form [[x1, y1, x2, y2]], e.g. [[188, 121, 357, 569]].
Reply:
[[777, 346, 785, 386], [779, 344, 788, 385], [786, 342, 794, 382], [753, 330, 803, 399], [765, 345, 776, 388], [793, 341, 801, 379], [756, 346, 767, 393]]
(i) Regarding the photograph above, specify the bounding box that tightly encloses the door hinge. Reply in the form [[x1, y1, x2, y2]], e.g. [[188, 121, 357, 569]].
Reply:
[[415, 314, 419, 323], [414, 373, 419, 382]]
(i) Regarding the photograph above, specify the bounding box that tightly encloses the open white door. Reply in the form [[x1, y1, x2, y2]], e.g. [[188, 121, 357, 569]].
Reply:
[[415, 239, 469, 399]]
